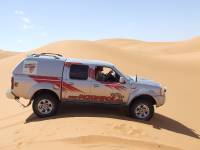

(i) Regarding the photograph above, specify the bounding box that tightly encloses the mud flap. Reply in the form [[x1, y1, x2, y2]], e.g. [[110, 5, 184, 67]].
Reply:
[[14, 98, 32, 108], [11, 92, 32, 108]]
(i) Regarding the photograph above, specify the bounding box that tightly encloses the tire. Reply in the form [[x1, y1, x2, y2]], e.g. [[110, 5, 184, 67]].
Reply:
[[129, 99, 154, 121], [32, 94, 59, 118]]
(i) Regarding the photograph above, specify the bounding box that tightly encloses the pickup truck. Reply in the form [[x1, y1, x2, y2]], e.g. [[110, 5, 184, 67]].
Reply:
[[6, 53, 166, 120]]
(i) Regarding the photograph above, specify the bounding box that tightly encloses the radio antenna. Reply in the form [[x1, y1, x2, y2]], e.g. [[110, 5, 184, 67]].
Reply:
[[136, 74, 138, 82]]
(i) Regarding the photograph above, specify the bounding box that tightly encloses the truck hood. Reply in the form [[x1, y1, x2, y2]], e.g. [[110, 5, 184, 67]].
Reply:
[[130, 76, 161, 87]]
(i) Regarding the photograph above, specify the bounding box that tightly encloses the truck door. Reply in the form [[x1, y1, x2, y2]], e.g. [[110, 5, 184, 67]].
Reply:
[[61, 63, 92, 101], [90, 66, 130, 104]]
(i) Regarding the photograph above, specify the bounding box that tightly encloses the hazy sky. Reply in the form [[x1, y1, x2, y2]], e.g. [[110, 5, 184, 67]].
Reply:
[[0, 0, 200, 51]]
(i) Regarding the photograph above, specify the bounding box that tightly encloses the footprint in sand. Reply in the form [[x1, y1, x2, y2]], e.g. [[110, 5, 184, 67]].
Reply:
[[113, 123, 147, 137]]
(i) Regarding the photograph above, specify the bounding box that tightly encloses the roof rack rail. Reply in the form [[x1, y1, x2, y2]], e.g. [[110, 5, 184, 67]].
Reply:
[[40, 53, 63, 57], [29, 53, 63, 59]]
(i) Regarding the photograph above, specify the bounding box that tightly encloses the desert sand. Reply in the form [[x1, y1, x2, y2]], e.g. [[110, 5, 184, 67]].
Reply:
[[0, 37, 200, 150]]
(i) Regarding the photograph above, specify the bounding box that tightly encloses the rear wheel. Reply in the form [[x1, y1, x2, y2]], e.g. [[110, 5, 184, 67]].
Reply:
[[32, 94, 59, 118], [129, 99, 154, 120]]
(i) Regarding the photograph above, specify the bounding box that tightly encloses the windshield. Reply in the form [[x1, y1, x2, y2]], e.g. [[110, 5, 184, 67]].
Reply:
[[112, 66, 131, 79], [112, 66, 124, 77], [113, 66, 137, 85], [126, 75, 133, 80]]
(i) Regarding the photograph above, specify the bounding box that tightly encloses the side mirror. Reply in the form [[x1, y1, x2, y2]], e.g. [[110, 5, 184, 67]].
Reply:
[[119, 77, 126, 84]]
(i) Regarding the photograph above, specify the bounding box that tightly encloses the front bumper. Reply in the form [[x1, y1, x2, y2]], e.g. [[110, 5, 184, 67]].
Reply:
[[153, 95, 166, 107]]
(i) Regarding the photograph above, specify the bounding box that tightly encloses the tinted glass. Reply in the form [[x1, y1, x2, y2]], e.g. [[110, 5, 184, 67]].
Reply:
[[70, 64, 89, 80]]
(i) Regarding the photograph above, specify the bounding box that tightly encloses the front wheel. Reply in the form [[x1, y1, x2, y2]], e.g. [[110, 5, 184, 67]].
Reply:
[[129, 100, 154, 121], [32, 94, 59, 118]]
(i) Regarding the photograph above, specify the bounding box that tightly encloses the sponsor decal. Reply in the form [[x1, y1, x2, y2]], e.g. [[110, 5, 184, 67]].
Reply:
[[23, 61, 37, 74], [68, 93, 124, 104]]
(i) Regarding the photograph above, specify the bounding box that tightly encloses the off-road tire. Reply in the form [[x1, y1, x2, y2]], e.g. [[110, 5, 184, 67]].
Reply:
[[32, 94, 59, 118], [129, 99, 154, 121]]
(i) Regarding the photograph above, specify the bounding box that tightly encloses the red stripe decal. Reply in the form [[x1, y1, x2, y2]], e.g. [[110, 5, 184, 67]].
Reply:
[[29, 75, 83, 93], [62, 82, 84, 93], [98, 81, 126, 91], [104, 83, 126, 91], [29, 75, 61, 88]]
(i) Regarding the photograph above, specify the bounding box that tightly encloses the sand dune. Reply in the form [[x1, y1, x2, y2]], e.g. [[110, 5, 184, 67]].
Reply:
[[0, 38, 200, 150], [0, 50, 19, 59], [97, 37, 200, 55]]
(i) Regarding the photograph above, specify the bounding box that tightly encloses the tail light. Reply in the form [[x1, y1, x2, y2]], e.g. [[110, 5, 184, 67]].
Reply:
[[11, 77, 14, 89]]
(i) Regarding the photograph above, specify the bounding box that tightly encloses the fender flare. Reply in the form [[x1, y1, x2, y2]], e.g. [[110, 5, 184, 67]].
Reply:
[[127, 89, 157, 106]]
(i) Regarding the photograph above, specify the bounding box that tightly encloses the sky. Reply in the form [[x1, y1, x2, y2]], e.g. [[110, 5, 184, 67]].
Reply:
[[0, 0, 200, 51]]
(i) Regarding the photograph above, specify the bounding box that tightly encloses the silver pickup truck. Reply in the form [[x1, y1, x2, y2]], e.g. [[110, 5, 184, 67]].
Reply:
[[7, 53, 166, 120]]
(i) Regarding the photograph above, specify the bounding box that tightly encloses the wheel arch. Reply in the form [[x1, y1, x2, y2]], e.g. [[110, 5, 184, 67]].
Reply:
[[31, 89, 60, 102], [129, 94, 156, 107]]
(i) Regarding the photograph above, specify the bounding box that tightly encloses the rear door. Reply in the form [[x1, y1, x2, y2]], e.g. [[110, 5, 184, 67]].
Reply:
[[61, 63, 92, 101]]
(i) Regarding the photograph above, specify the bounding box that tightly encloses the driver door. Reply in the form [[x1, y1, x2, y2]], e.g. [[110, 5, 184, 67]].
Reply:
[[90, 66, 129, 104]]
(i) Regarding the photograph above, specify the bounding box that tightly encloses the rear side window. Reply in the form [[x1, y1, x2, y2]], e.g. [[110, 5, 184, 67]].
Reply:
[[69, 64, 89, 80]]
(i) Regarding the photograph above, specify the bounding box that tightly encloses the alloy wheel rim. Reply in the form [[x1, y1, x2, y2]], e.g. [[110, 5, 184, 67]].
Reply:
[[38, 99, 53, 114], [135, 104, 150, 119]]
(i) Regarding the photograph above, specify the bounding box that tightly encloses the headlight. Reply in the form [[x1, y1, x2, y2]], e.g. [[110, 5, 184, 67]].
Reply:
[[160, 87, 167, 95]]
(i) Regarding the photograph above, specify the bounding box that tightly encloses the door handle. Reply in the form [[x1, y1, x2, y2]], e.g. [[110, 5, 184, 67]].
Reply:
[[94, 84, 100, 87], [68, 82, 74, 85]]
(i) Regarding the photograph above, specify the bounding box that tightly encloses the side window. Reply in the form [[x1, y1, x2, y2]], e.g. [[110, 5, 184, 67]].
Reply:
[[95, 66, 120, 82], [69, 64, 89, 80]]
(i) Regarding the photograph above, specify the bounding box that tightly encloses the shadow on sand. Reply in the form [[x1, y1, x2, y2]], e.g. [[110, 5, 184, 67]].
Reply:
[[25, 102, 200, 139]]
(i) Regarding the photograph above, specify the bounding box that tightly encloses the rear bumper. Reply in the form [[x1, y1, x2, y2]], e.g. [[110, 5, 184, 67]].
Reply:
[[6, 89, 19, 99]]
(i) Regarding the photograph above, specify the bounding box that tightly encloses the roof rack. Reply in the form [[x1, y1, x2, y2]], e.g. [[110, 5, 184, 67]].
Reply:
[[29, 53, 63, 59]]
